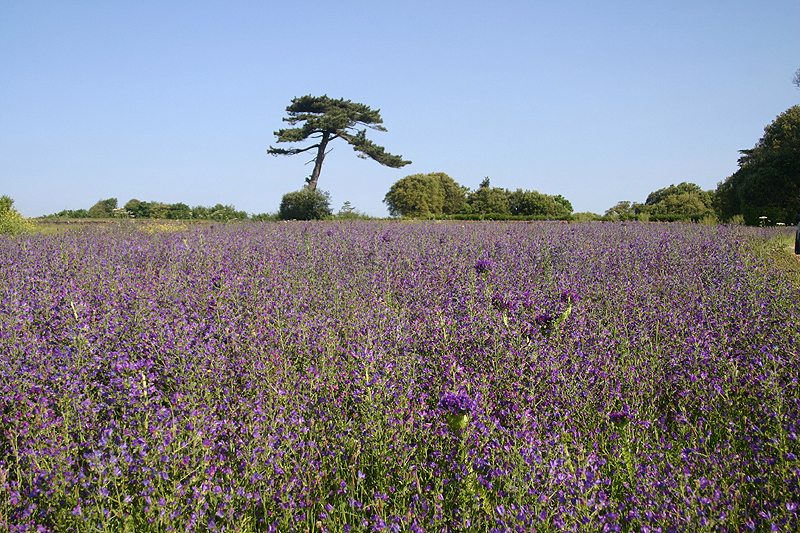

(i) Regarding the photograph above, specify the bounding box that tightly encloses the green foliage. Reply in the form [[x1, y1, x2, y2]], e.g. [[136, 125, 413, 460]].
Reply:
[[466, 184, 511, 215], [0, 195, 33, 235], [604, 201, 636, 218], [507, 189, 572, 217], [465, 180, 572, 217], [698, 213, 720, 225], [553, 194, 573, 214], [167, 203, 192, 220], [49, 198, 256, 221], [269, 95, 410, 190], [250, 212, 278, 221], [192, 204, 249, 221], [45, 208, 90, 218], [124, 199, 151, 219], [279, 189, 333, 220], [442, 213, 572, 221], [639, 182, 714, 217], [384, 174, 440, 217], [149, 202, 170, 219], [572, 211, 603, 222], [87, 198, 118, 218], [335, 201, 373, 220], [384, 172, 466, 217], [387, 175, 574, 219], [608, 182, 715, 221], [715, 106, 800, 225]]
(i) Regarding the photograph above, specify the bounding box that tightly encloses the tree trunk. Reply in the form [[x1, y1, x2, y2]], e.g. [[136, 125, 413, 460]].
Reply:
[[305, 131, 330, 191]]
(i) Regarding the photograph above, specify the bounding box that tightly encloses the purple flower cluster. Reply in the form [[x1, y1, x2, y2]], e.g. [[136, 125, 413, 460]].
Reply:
[[535, 312, 556, 327], [437, 393, 476, 415], [608, 411, 630, 425], [491, 293, 517, 313], [559, 289, 578, 304], [473, 259, 493, 274], [0, 221, 798, 532]]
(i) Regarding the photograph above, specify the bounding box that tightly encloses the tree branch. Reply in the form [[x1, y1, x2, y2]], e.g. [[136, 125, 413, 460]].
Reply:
[[267, 142, 321, 156]]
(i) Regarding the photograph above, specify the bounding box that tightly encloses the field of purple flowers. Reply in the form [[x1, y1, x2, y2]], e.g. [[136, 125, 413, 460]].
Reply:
[[2, 221, 799, 532]]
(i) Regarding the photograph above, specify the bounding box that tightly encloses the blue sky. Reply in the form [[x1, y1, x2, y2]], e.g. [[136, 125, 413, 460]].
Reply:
[[2, 0, 798, 217]]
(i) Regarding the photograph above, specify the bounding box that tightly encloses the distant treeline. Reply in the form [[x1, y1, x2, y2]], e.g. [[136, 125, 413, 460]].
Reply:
[[383, 174, 573, 218], [45, 198, 274, 221], [603, 182, 717, 223], [605, 105, 800, 226]]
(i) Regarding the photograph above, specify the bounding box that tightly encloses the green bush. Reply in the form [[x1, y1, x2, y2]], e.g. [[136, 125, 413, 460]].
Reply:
[[0, 195, 34, 235], [88, 198, 118, 218], [279, 189, 333, 220], [572, 211, 603, 222], [507, 189, 572, 217], [466, 184, 510, 215], [250, 212, 279, 222], [384, 172, 466, 217]]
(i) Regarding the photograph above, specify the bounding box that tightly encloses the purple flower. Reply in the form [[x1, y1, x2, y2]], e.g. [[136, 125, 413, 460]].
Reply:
[[437, 393, 476, 415], [473, 259, 493, 274], [559, 289, 578, 304], [608, 411, 630, 425], [535, 313, 557, 331], [491, 294, 517, 312]]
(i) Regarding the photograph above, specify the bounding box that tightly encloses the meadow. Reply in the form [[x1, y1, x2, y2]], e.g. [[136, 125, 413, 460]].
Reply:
[[1, 221, 798, 532]]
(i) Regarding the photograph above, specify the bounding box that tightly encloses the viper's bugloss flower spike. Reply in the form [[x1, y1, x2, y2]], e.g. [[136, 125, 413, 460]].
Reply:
[[491, 294, 517, 313], [439, 392, 475, 433], [559, 289, 578, 304], [437, 392, 475, 415], [609, 411, 630, 426], [536, 313, 557, 333], [473, 259, 493, 274]]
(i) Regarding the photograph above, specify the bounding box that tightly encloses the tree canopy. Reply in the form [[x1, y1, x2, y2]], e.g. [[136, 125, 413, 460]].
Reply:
[[384, 174, 573, 218], [383, 173, 466, 217], [507, 189, 572, 217], [268, 95, 411, 191], [715, 105, 800, 224], [605, 183, 715, 220], [464, 178, 572, 217], [0, 195, 33, 235], [88, 198, 118, 218], [640, 182, 714, 217], [465, 179, 510, 215], [50, 199, 251, 221]]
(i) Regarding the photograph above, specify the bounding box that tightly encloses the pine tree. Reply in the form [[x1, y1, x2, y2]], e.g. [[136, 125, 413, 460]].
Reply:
[[268, 95, 410, 190]]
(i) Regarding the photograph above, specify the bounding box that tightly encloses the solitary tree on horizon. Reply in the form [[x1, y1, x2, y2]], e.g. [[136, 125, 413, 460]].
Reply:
[[268, 95, 411, 191]]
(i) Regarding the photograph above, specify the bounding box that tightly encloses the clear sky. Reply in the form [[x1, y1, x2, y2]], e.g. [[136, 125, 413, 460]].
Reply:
[[2, 0, 798, 217]]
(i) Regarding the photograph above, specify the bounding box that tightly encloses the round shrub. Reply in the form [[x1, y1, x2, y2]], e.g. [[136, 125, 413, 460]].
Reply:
[[0, 195, 33, 235], [278, 188, 333, 220]]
